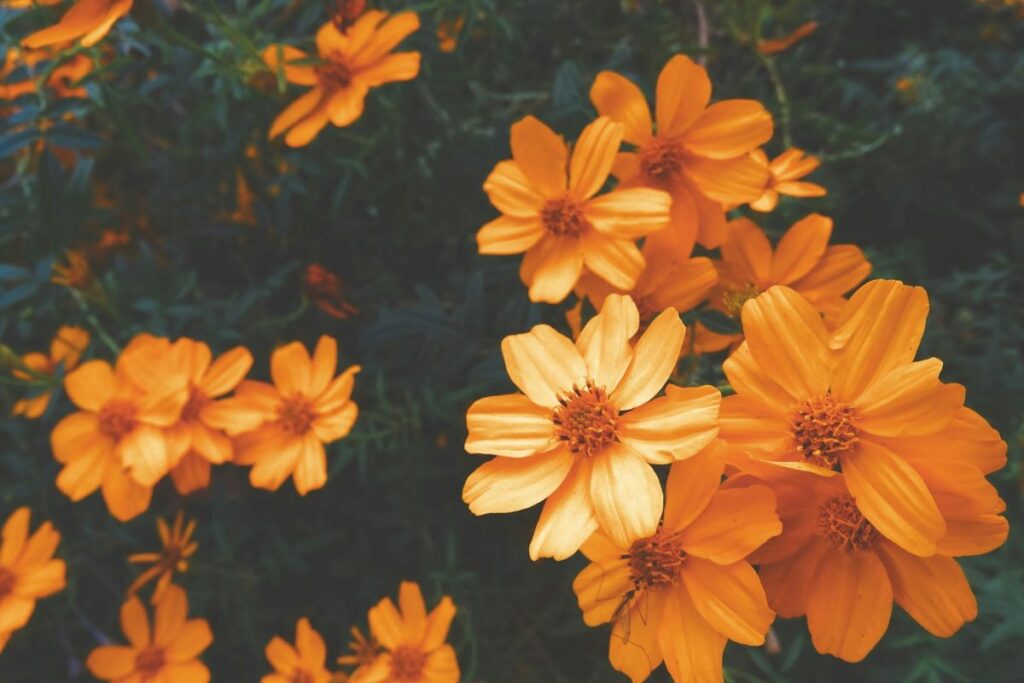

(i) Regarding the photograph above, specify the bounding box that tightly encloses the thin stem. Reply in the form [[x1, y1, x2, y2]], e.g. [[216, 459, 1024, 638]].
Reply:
[[68, 288, 121, 355]]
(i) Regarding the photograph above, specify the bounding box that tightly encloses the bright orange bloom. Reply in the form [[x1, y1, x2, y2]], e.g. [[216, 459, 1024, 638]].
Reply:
[[212, 336, 360, 495], [22, 0, 133, 50], [750, 464, 1005, 662], [127, 511, 198, 604], [304, 263, 359, 319], [263, 12, 421, 147], [262, 617, 334, 683], [348, 581, 458, 683], [161, 339, 253, 493], [695, 214, 870, 353], [0, 508, 66, 653], [719, 280, 1002, 559], [757, 21, 819, 55], [590, 54, 773, 253], [747, 148, 825, 212], [478, 116, 671, 303], [12, 325, 89, 418], [573, 443, 780, 683], [436, 16, 464, 53], [463, 294, 720, 559], [86, 585, 212, 682], [51, 334, 189, 520]]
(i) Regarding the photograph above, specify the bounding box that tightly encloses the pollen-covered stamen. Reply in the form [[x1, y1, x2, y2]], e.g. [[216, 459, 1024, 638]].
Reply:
[[792, 395, 858, 469], [540, 196, 591, 238], [0, 567, 15, 599], [817, 495, 879, 551], [722, 283, 762, 318], [98, 401, 138, 440], [317, 59, 353, 90], [277, 397, 316, 435], [626, 530, 688, 590], [389, 645, 427, 681], [180, 387, 209, 422], [134, 646, 166, 679], [638, 136, 685, 182], [552, 380, 620, 457]]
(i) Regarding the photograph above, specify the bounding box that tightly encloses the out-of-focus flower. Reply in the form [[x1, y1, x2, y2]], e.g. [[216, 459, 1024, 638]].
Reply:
[[348, 581, 459, 683], [436, 16, 464, 53], [262, 617, 334, 683], [0, 508, 66, 653], [86, 585, 212, 682], [463, 294, 720, 560], [126, 511, 198, 604], [1, 0, 62, 7], [263, 12, 421, 147], [757, 21, 819, 55], [51, 250, 93, 289], [478, 116, 671, 303], [227, 172, 256, 223], [0, 48, 91, 101], [748, 148, 826, 212], [895, 75, 923, 102], [590, 55, 772, 254], [329, 0, 366, 30], [22, 0, 134, 50], [304, 263, 359, 319], [211, 336, 360, 495], [337, 626, 379, 673], [695, 214, 870, 353], [573, 442, 780, 682], [12, 325, 90, 418]]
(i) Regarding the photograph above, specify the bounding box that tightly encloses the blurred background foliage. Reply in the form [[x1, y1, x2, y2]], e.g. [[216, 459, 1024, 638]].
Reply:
[[1, 0, 1023, 680]]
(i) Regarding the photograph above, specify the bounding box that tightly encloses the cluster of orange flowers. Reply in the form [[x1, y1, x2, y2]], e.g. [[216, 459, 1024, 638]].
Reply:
[[465, 54, 1008, 682]]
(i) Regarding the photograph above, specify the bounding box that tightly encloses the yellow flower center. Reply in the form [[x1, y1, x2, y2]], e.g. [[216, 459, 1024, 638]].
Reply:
[[791, 395, 859, 469], [722, 283, 762, 318], [638, 136, 685, 182], [389, 645, 427, 680], [817, 495, 879, 551], [539, 196, 591, 238], [552, 381, 620, 457], [135, 646, 166, 680], [0, 566, 16, 599], [277, 396, 317, 435], [98, 401, 138, 441], [317, 59, 353, 90], [627, 529, 687, 590], [180, 387, 209, 422]]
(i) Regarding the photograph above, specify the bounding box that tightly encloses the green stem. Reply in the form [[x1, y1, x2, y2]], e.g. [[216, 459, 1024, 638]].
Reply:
[[68, 288, 121, 355]]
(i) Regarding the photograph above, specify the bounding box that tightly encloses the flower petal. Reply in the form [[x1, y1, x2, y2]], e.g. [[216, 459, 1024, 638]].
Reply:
[[201, 347, 253, 397], [683, 100, 773, 159], [853, 360, 964, 437], [86, 646, 136, 679], [500, 325, 586, 408], [589, 70, 653, 145], [581, 234, 645, 292], [680, 485, 781, 564], [662, 442, 725, 531], [584, 187, 672, 239], [680, 558, 774, 645], [657, 587, 726, 683], [654, 55, 711, 137], [589, 444, 662, 547], [720, 217, 773, 287], [482, 161, 544, 217], [790, 244, 871, 309], [568, 116, 622, 199], [522, 237, 584, 304], [572, 558, 632, 626], [476, 215, 544, 255], [682, 154, 769, 204], [618, 385, 720, 465], [610, 308, 684, 410], [462, 446, 574, 515], [759, 540, 830, 618], [64, 360, 115, 411], [770, 213, 832, 285], [421, 596, 456, 651], [577, 294, 639, 392], [510, 115, 567, 198], [529, 460, 598, 560]]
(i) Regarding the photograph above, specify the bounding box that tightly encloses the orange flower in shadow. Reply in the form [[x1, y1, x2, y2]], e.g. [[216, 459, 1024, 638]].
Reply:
[[304, 263, 359, 319]]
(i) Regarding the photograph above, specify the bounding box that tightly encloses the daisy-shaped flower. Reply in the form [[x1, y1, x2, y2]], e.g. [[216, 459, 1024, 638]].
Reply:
[[573, 443, 780, 683], [262, 618, 334, 683], [263, 12, 420, 147], [211, 336, 360, 495], [127, 511, 198, 604], [11, 325, 89, 418], [86, 585, 212, 682], [747, 148, 826, 212], [22, 0, 133, 50], [0, 508, 66, 653], [694, 214, 870, 353], [349, 581, 458, 683], [719, 280, 995, 558], [463, 294, 721, 560], [750, 467, 1005, 662], [478, 115, 672, 303], [590, 54, 773, 254]]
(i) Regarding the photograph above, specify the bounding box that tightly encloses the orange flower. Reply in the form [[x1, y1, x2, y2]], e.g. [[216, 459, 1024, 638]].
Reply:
[[337, 626, 379, 672], [747, 148, 825, 212], [161, 339, 254, 492], [304, 263, 359, 319], [12, 325, 89, 418], [478, 116, 671, 303], [262, 617, 334, 683], [750, 463, 1005, 662], [436, 16, 464, 53], [590, 54, 773, 253], [573, 443, 780, 683], [51, 249, 93, 289], [2, 0, 61, 7], [127, 511, 198, 604], [695, 214, 870, 353], [22, 0, 133, 50], [86, 585, 212, 682], [348, 581, 458, 683], [50, 334, 189, 520], [718, 280, 1004, 560], [263, 12, 421, 147], [212, 336, 360, 494], [0, 508, 66, 653], [0, 48, 91, 101], [757, 20, 819, 55], [463, 294, 720, 559]]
